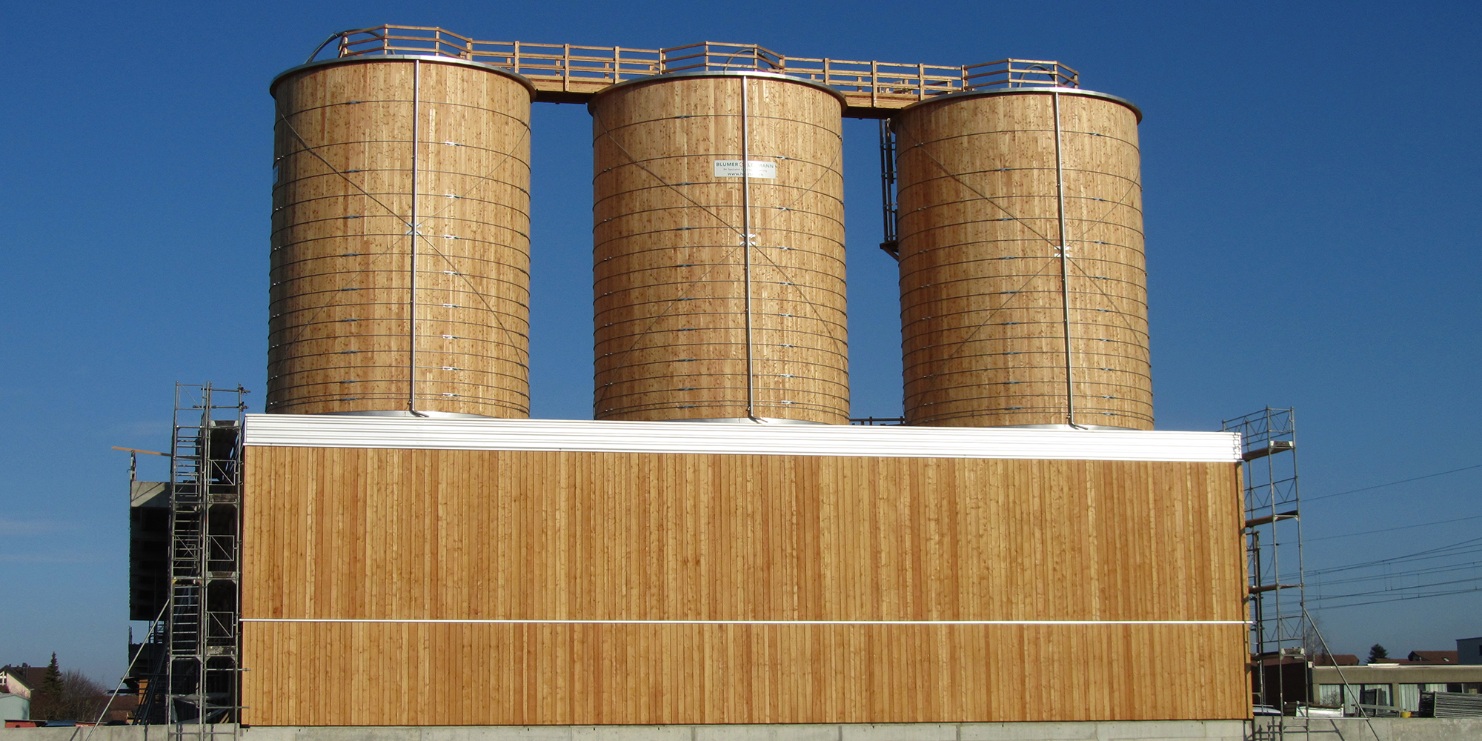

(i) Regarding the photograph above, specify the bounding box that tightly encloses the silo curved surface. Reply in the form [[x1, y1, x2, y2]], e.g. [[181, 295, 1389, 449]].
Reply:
[[894, 89, 1151, 429], [591, 73, 850, 423], [269, 57, 534, 417]]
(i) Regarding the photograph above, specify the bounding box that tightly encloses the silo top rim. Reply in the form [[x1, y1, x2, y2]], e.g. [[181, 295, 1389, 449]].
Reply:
[[270, 54, 538, 98], [588, 70, 848, 111], [899, 85, 1142, 122]]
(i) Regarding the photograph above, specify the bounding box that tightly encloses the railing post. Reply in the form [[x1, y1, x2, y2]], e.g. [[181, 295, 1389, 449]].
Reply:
[[613, 46, 621, 82], [871, 60, 878, 107], [513, 40, 521, 75], [564, 43, 572, 92]]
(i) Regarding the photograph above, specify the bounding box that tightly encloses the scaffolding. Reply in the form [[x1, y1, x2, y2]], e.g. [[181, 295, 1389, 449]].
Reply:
[[1223, 407, 1308, 740], [143, 383, 247, 739]]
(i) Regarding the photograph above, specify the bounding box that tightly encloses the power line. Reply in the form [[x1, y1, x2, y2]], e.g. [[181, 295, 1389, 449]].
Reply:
[[1310, 584, 1482, 611], [1309, 574, 1482, 603], [1317, 562, 1482, 589], [1261, 554, 1482, 602], [1298, 467, 1482, 616], [1306, 463, 1482, 503], [1308, 542, 1482, 576], [1306, 535, 1482, 577], [1307, 513, 1482, 542]]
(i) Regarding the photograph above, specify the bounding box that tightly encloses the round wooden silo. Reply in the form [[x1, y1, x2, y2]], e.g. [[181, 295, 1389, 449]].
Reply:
[[894, 88, 1151, 429], [269, 57, 534, 417], [591, 72, 850, 423]]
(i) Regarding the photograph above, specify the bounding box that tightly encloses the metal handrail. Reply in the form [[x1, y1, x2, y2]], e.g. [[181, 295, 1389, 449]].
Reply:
[[964, 58, 1079, 89], [309, 25, 1080, 103]]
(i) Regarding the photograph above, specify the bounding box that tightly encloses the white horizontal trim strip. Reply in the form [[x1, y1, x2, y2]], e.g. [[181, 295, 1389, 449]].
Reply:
[[243, 618, 1246, 626], [244, 415, 1241, 463]]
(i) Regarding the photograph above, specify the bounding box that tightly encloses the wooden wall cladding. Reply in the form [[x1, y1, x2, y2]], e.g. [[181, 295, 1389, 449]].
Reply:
[[895, 91, 1150, 429], [591, 75, 849, 423], [242, 622, 1246, 725], [269, 59, 534, 417], [241, 446, 1246, 725]]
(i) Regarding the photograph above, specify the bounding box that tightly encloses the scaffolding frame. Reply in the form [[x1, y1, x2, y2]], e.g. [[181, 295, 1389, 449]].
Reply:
[[1223, 407, 1309, 740], [165, 383, 247, 739]]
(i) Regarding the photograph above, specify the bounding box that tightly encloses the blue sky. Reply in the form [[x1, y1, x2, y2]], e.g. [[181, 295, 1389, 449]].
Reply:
[[2, 1, 1479, 682]]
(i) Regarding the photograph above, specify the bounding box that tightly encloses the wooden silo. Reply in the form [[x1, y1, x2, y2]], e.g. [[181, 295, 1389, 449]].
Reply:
[[268, 57, 535, 417], [590, 72, 850, 423], [894, 89, 1151, 429]]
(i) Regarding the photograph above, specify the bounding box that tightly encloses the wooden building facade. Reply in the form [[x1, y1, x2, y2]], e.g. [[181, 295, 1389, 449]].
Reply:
[[239, 415, 1247, 726]]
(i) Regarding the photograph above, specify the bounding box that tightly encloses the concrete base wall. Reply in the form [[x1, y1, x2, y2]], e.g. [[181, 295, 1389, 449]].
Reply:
[[2, 721, 1248, 741], [11, 718, 1482, 741]]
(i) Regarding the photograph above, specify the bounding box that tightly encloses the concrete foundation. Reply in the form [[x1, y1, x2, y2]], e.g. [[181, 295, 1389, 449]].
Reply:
[[1, 721, 1248, 741], [8, 719, 1482, 741]]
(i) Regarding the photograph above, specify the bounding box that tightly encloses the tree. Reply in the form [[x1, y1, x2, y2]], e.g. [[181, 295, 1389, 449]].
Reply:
[[1368, 643, 1389, 663], [51, 670, 110, 722], [29, 653, 63, 720], [25, 654, 109, 721]]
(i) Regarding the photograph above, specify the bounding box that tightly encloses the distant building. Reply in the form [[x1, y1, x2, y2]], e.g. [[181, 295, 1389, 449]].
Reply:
[[1290, 646, 1482, 715], [98, 692, 139, 724], [0, 666, 44, 701], [0, 693, 28, 722], [1409, 650, 1459, 665], [1459, 637, 1482, 666], [1313, 661, 1482, 714]]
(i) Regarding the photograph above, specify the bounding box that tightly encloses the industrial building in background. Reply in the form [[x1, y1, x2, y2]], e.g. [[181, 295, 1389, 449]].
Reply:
[[127, 25, 1254, 741]]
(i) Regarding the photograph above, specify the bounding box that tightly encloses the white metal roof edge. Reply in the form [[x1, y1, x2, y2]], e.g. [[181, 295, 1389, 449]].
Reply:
[[243, 415, 1241, 463]]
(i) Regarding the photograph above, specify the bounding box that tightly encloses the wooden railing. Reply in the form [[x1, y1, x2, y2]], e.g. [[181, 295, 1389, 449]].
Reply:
[[311, 25, 1080, 112]]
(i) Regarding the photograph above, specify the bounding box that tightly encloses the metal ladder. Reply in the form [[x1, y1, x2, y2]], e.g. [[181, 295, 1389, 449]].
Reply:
[[878, 118, 900, 259]]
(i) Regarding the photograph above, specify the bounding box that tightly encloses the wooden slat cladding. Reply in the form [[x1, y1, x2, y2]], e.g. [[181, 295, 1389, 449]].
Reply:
[[269, 58, 534, 416], [591, 75, 849, 423], [896, 91, 1150, 429], [242, 622, 1247, 725], [241, 446, 1246, 724]]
